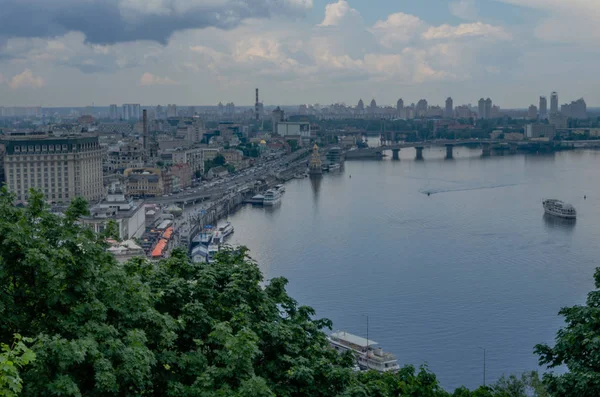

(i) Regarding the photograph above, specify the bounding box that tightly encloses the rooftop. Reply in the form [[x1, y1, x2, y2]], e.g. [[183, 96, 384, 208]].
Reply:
[[330, 331, 378, 348]]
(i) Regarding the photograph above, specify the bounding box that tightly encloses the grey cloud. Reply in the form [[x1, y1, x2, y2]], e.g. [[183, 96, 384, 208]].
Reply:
[[0, 0, 311, 45]]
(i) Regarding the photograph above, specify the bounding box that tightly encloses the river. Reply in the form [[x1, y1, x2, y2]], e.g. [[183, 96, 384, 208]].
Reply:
[[224, 147, 600, 390]]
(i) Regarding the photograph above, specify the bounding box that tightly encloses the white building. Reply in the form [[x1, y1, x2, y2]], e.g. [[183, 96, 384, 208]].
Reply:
[[276, 121, 311, 138], [81, 183, 146, 240], [525, 124, 556, 139]]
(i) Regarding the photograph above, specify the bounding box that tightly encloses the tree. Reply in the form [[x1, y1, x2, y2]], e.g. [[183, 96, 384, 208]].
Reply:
[[0, 335, 36, 397], [535, 267, 600, 397]]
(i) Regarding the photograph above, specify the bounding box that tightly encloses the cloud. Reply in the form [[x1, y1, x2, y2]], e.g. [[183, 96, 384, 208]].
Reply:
[[139, 72, 178, 86], [449, 0, 478, 20], [0, 0, 313, 45], [319, 0, 362, 27], [8, 69, 45, 89], [422, 22, 511, 40], [371, 13, 426, 47]]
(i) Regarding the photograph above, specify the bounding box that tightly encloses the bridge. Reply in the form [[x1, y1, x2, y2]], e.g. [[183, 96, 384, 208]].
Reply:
[[346, 139, 506, 160]]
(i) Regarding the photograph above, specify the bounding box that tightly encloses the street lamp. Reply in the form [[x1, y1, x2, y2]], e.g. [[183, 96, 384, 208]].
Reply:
[[478, 347, 486, 387]]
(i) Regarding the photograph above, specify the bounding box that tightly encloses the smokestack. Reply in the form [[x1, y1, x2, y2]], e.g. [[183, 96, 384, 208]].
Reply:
[[255, 88, 259, 121], [143, 109, 148, 151]]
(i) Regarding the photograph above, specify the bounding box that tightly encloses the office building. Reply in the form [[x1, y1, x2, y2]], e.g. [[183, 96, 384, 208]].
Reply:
[[485, 98, 492, 119], [445, 97, 453, 118], [2, 134, 104, 203], [550, 92, 559, 114], [539, 97, 547, 118], [276, 121, 311, 138]]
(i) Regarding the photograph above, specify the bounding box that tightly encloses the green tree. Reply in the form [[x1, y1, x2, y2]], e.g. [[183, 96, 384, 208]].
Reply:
[[0, 335, 36, 397], [535, 268, 600, 397]]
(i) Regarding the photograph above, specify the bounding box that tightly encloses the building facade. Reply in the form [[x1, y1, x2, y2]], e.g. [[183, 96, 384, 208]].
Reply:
[[2, 134, 104, 204], [525, 124, 557, 139], [124, 168, 164, 197]]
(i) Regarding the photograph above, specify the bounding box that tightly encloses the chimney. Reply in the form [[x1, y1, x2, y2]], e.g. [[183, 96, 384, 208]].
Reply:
[[255, 88, 259, 121], [143, 109, 148, 151]]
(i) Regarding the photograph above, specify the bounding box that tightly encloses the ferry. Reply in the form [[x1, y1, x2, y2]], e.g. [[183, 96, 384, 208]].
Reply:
[[328, 331, 399, 373], [218, 222, 234, 238], [211, 230, 224, 245], [328, 163, 341, 172], [275, 184, 286, 194], [543, 199, 577, 219], [263, 189, 282, 206]]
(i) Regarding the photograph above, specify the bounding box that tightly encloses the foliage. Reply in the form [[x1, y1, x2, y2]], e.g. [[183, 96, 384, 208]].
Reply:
[[535, 267, 600, 397], [204, 154, 227, 174], [0, 335, 36, 397]]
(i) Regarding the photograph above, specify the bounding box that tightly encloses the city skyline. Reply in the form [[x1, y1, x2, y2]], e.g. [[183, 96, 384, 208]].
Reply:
[[1, 0, 600, 107]]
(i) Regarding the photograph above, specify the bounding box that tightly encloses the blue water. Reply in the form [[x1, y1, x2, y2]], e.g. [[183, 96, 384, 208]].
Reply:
[[227, 147, 600, 390]]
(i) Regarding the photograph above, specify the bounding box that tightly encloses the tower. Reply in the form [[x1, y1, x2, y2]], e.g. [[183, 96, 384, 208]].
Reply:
[[255, 88, 259, 121], [309, 144, 323, 175], [539, 96, 548, 118], [445, 97, 453, 118]]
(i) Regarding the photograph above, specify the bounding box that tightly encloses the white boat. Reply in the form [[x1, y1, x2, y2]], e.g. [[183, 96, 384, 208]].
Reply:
[[275, 184, 286, 193], [211, 231, 224, 245], [263, 189, 282, 206], [328, 331, 399, 373], [218, 222, 234, 238], [543, 199, 576, 219], [329, 163, 341, 171]]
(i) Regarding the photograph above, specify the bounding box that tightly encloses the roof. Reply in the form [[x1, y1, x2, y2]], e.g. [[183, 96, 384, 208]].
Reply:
[[162, 227, 174, 239], [330, 331, 378, 348], [151, 238, 168, 258]]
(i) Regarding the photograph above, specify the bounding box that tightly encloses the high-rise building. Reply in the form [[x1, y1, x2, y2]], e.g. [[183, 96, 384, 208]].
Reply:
[[416, 99, 428, 118], [272, 107, 285, 133], [122, 104, 141, 120], [445, 97, 453, 118], [397, 98, 404, 116], [561, 98, 587, 120], [550, 92, 559, 114], [357, 99, 364, 112], [109, 104, 118, 120], [2, 134, 104, 203], [539, 96, 547, 118], [528, 105, 538, 120], [485, 98, 492, 120], [478, 98, 485, 119], [167, 104, 177, 118]]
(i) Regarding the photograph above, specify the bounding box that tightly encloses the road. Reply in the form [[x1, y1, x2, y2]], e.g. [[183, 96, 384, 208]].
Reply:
[[147, 148, 310, 205]]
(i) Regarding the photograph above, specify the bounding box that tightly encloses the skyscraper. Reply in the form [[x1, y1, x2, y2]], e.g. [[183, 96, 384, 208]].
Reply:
[[539, 96, 547, 118], [445, 97, 453, 118], [483, 98, 492, 119], [416, 99, 428, 118], [167, 104, 177, 118], [478, 98, 485, 119], [550, 92, 559, 114]]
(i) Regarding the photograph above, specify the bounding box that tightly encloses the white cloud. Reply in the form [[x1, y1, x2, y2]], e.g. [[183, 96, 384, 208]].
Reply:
[[8, 69, 45, 89], [449, 0, 478, 20], [319, 0, 362, 27], [422, 22, 511, 40], [371, 12, 426, 47], [139, 72, 178, 85]]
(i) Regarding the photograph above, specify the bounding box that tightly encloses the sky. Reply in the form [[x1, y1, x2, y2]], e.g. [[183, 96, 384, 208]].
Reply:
[[0, 0, 599, 108]]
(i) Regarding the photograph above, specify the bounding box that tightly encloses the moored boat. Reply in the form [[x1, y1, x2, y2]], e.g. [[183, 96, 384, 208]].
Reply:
[[328, 331, 399, 373], [543, 199, 576, 219], [219, 222, 234, 238], [263, 189, 282, 206]]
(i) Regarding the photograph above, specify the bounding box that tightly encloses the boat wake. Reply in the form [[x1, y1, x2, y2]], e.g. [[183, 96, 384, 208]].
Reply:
[[420, 182, 518, 196]]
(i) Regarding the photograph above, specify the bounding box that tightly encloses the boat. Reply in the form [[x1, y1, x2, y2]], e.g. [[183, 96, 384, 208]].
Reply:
[[328, 163, 341, 171], [218, 222, 234, 238], [328, 331, 399, 373], [207, 244, 220, 263], [543, 199, 577, 219], [211, 231, 224, 245], [263, 189, 282, 206], [275, 184, 286, 194]]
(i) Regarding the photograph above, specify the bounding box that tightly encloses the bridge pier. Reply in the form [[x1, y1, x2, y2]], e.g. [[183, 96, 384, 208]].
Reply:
[[482, 143, 491, 157], [415, 146, 424, 160], [392, 148, 400, 160], [445, 144, 454, 160]]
